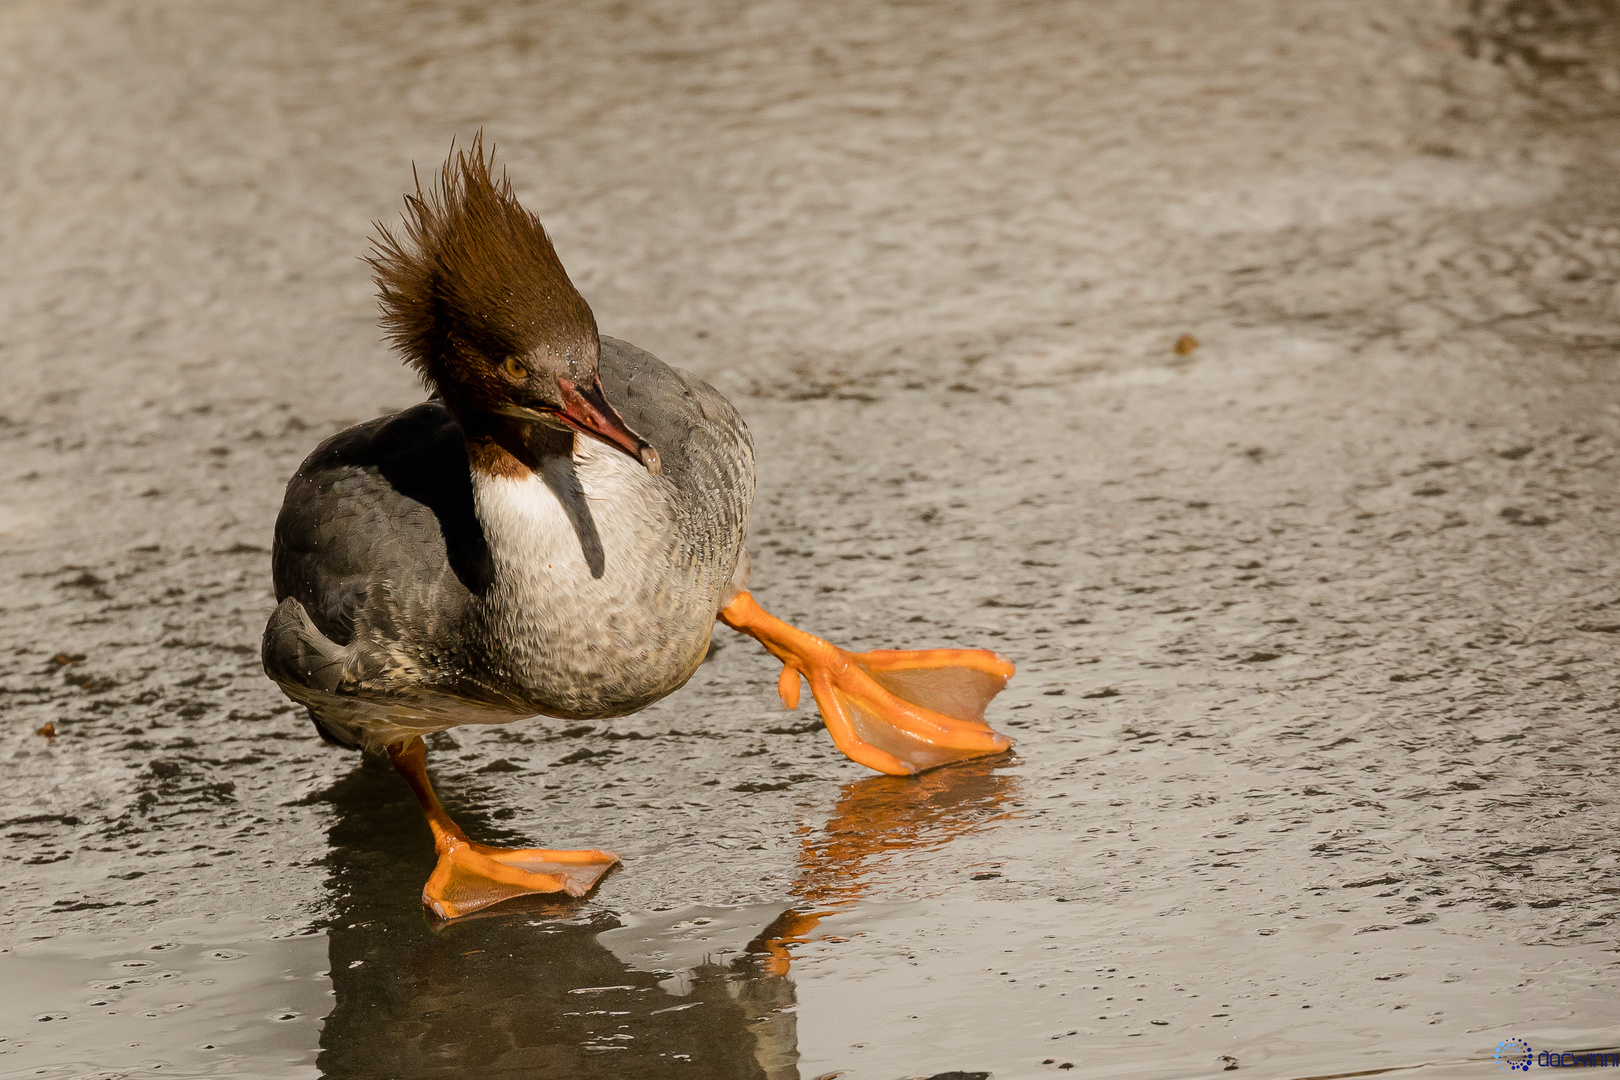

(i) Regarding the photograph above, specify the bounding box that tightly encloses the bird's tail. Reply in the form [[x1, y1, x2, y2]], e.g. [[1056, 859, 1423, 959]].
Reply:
[[262, 597, 355, 746]]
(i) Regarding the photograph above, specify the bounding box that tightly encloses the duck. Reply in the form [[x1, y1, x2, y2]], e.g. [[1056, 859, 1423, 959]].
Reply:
[[262, 137, 1015, 920]]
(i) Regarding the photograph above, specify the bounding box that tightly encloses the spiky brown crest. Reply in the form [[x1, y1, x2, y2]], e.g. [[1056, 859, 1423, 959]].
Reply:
[[367, 134, 598, 403]]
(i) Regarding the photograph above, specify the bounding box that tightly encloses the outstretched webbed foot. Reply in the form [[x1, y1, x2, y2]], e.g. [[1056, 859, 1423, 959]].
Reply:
[[718, 591, 1014, 775], [389, 738, 619, 919], [420, 836, 620, 920]]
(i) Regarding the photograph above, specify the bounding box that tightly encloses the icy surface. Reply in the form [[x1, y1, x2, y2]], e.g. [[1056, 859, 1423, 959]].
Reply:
[[3, 1, 1619, 1077]]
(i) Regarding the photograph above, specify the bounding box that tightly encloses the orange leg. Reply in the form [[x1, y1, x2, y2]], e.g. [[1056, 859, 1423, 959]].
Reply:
[[718, 591, 1015, 775], [388, 737, 619, 919]]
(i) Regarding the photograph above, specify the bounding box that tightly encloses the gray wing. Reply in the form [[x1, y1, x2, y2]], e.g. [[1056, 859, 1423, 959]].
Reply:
[[599, 336, 755, 584], [266, 402, 489, 686]]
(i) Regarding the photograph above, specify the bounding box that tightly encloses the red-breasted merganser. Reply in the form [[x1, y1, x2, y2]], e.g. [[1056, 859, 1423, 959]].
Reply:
[[262, 138, 1014, 919]]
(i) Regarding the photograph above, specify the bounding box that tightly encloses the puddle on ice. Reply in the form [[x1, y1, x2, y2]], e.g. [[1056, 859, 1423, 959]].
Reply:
[[771, 896, 1620, 1080], [597, 895, 1620, 1080], [6, 897, 1611, 1080], [6, 739, 1617, 1079], [0, 915, 329, 1080], [8, 730, 1616, 1080]]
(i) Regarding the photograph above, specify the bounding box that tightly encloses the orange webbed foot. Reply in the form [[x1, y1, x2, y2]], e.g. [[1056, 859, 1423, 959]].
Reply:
[[387, 737, 619, 919], [422, 838, 620, 920], [719, 592, 1015, 775]]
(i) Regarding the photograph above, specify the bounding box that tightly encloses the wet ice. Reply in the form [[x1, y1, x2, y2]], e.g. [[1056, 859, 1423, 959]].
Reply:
[[4, 0, 1620, 1077]]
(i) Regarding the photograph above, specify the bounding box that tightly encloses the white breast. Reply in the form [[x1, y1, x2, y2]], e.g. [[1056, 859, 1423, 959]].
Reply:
[[474, 442, 662, 586], [468, 438, 712, 715]]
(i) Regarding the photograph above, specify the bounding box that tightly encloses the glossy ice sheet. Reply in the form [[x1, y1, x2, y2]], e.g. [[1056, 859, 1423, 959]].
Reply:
[[0, 916, 327, 1080], [6, 753, 1618, 1079], [5, 0, 1620, 1077], [4, 876, 1616, 1079]]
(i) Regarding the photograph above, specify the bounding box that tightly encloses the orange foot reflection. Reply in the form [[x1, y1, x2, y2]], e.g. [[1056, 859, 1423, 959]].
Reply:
[[747, 759, 1019, 974]]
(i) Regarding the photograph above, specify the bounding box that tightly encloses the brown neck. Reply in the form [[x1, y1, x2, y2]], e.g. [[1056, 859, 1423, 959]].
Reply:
[[454, 407, 574, 481]]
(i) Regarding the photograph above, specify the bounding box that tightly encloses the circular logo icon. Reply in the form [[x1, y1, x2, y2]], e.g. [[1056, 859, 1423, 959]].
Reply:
[[1496, 1038, 1533, 1072]]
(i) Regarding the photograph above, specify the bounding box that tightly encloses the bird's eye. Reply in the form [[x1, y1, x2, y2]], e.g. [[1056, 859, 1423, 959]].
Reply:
[[502, 357, 527, 380]]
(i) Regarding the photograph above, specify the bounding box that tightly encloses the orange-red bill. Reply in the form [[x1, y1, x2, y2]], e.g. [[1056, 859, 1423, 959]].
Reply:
[[555, 375, 661, 475]]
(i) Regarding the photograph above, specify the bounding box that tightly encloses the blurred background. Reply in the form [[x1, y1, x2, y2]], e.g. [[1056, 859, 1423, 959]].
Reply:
[[2, 1, 1619, 1078]]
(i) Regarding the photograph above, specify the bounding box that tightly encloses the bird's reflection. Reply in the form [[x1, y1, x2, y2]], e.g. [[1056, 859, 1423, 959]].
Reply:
[[312, 754, 1016, 1079]]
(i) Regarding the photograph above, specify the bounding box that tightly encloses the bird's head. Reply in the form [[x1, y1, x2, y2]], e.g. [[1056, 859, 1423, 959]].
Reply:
[[368, 135, 659, 475]]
